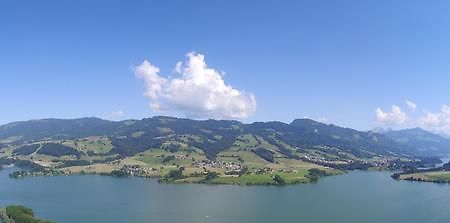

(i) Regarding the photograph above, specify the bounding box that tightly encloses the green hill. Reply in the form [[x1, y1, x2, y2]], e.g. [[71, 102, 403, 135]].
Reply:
[[0, 116, 442, 185], [0, 116, 418, 159]]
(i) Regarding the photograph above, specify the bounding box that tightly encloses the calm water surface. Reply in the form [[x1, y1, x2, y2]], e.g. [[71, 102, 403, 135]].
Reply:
[[1, 169, 450, 223]]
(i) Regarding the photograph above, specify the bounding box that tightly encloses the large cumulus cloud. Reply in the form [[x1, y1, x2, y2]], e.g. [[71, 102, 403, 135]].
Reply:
[[135, 52, 256, 119]]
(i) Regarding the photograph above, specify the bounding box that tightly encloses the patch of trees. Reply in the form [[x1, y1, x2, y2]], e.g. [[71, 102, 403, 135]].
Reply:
[[306, 168, 328, 182], [5, 205, 53, 223], [252, 148, 275, 163], [111, 136, 163, 156], [37, 143, 82, 158], [204, 171, 219, 180], [0, 158, 44, 171], [103, 155, 125, 162], [162, 155, 175, 164], [110, 169, 129, 177], [443, 161, 450, 171], [9, 170, 28, 178], [224, 170, 241, 175], [162, 143, 180, 153], [273, 175, 286, 185], [167, 168, 184, 179], [197, 171, 220, 183], [391, 173, 401, 180], [158, 167, 185, 183], [12, 144, 40, 156], [58, 160, 91, 168]]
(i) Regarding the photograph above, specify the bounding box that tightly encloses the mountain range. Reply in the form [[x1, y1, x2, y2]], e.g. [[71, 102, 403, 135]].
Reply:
[[1, 116, 450, 160]]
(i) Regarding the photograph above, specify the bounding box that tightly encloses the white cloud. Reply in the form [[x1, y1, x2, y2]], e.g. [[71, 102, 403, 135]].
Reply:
[[374, 102, 450, 134], [105, 110, 125, 120], [418, 105, 450, 134], [316, 117, 329, 124], [135, 52, 256, 119], [375, 105, 407, 125], [405, 100, 417, 112]]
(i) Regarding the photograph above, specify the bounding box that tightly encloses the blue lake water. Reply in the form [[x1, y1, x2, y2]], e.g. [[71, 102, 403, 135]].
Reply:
[[1, 169, 450, 223]]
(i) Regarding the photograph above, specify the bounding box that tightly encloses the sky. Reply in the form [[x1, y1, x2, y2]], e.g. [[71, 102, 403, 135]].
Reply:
[[1, 0, 450, 134]]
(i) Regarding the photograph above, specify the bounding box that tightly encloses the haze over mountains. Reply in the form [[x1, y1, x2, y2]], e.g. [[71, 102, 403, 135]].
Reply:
[[1, 116, 449, 160], [384, 128, 450, 156]]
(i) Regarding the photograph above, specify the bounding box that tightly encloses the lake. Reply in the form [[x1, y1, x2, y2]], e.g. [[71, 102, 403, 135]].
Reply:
[[1, 169, 450, 223]]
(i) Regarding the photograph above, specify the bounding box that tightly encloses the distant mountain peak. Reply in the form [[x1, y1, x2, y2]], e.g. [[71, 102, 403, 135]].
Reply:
[[290, 118, 326, 126], [371, 127, 387, 133], [383, 127, 450, 155]]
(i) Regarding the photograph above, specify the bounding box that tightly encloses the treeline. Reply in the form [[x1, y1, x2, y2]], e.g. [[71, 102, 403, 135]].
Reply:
[[252, 148, 275, 163], [12, 144, 40, 156], [37, 143, 83, 158], [305, 159, 373, 171], [57, 155, 123, 168]]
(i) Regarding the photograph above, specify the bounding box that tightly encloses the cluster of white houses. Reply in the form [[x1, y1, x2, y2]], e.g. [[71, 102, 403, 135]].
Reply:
[[193, 160, 242, 171]]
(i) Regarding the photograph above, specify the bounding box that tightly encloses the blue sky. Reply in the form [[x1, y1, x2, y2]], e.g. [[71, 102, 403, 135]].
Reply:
[[1, 0, 450, 133]]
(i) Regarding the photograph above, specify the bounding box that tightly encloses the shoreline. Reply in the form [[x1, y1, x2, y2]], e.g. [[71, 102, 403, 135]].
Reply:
[[2, 166, 342, 186]]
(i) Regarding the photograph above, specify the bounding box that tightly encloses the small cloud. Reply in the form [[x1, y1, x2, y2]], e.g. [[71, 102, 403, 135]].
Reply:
[[316, 117, 329, 124], [105, 110, 125, 120], [418, 105, 450, 134], [405, 100, 417, 112], [375, 105, 407, 126], [135, 52, 256, 119], [302, 115, 328, 124]]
